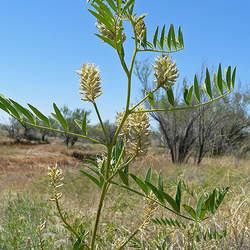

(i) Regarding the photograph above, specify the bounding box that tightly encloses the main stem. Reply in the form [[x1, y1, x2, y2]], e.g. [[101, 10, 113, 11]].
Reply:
[[90, 18, 139, 249], [90, 139, 113, 248], [90, 181, 108, 249]]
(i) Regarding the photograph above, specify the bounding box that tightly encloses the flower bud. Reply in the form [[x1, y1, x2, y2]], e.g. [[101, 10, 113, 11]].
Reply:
[[135, 19, 146, 37], [95, 20, 126, 43], [153, 54, 179, 89], [76, 63, 102, 103]]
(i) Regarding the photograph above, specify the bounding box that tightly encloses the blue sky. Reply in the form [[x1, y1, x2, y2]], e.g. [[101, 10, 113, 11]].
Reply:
[[0, 0, 249, 125]]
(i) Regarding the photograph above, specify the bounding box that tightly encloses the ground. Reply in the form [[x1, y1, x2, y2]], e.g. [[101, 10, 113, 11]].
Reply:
[[0, 138, 249, 249]]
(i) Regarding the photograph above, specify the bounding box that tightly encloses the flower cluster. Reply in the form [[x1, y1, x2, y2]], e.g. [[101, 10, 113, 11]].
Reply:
[[48, 164, 64, 201], [117, 106, 150, 155], [153, 54, 179, 90], [76, 63, 102, 103], [141, 191, 158, 230], [96, 20, 126, 43], [135, 19, 146, 37]]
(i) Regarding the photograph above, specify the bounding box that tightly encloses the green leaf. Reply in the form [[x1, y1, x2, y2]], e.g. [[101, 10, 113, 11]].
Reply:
[[183, 205, 197, 220], [153, 26, 159, 48], [226, 66, 231, 89], [106, 0, 117, 13], [0, 96, 20, 120], [161, 192, 179, 212], [232, 67, 236, 89], [118, 169, 129, 186], [170, 24, 176, 49], [74, 119, 87, 136], [9, 99, 36, 124], [167, 25, 172, 50], [185, 86, 193, 105], [86, 166, 100, 177], [73, 231, 87, 250], [113, 140, 124, 162], [146, 41, 154, 49], [183, 87, 189, 105], [213, 73, 221, 95], [167, 87, 175, 106], [205, 68, 212, 99], [86, 159, 99, 168], [92, 3, 114, 26], [160, 25, 165, 49], [178, 26, 184, 48], [88, 9, 114, 32], [215, 187, 229, 209], [175, 180, 182, 213], [80, 170, 101, 188], [147, 91, 156, 108], [142, 28, 147, 49], [82, 112, 87, 136], [145, 167, 152, 183], [146, 182, 165, 204], [0, 102, 9, 113], [158, 172, 163, 191], [207, 189, 216, 214], [164, 37, 171, 50], [217, 64, 223, 94], [196, 194, 205, 219], [117, 0, 122, 12], [121, 0, 134, 14], [94, 0, 114, 20], [28, 104, 50, 127], [194, 75, 200, 103], [95, 33, 116, 48], [53, 103, 68, 131], [130, 174, 148, 195]]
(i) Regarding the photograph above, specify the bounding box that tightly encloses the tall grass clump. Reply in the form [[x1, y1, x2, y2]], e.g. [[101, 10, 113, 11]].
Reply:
[[0, 0, 238, 249]]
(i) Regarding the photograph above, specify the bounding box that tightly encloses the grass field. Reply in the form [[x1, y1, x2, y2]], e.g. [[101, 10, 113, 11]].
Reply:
[[0, 139, 249, 249]]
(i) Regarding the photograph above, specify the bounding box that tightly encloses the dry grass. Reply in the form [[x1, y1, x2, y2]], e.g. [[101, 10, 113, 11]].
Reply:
[[0, 140, 249, 249]]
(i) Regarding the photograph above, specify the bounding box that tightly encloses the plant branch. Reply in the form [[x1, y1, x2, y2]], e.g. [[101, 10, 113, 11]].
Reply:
[[118, 225, 142, 250], [53, 190, 79, 239], [130, 86, 160, 111], [132, 91, 233, 114], [8, 115, 103, 145]]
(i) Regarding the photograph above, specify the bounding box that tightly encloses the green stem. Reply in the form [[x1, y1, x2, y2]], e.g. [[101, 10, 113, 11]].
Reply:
[[132, 90, 233, 114], [118, 226, 141, 250], [54, 194, 79, 239], [111, 20, 139, 148], [11, 117, 103, 145], [130, 86, 160, 112], [90, 181, 109, 249], [93, 102, 110, 145], [90, 146, 113, 249]]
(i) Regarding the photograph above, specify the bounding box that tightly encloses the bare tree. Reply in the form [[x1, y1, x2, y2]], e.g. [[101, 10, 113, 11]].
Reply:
[[135, 60, 250, 165]]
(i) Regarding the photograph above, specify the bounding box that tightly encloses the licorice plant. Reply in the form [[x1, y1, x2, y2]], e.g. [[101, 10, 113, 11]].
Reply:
[[0, 0, 236, 249]]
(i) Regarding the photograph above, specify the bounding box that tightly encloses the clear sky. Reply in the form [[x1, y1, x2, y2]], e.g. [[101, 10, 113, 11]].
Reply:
[[0, 0, 249, 125]]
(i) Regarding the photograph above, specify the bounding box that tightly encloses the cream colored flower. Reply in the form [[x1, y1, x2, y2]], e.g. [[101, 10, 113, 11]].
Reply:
[[48, 164, 64, 201], [153, 54, 179, 90], [117, 106, 150, 155], [76, 63, 102, 103], [95, 20, 126, 43]]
